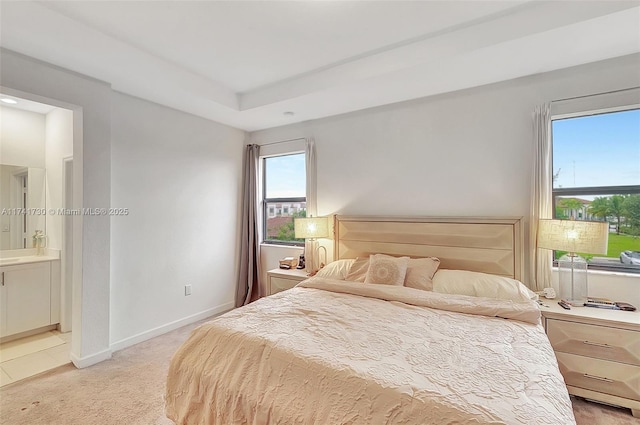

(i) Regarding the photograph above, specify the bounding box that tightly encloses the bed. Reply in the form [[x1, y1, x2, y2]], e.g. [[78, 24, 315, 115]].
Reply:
[[165, 216, 576, 424]]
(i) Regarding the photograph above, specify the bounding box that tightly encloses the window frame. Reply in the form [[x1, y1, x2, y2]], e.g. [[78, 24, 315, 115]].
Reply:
[[261, 152, 306, 247], [550, 106, 640, 274]]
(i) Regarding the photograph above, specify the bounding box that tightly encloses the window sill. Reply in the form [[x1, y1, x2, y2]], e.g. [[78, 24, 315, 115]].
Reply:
[[551, 266, 639, 278], [260, 243, 304, 249]]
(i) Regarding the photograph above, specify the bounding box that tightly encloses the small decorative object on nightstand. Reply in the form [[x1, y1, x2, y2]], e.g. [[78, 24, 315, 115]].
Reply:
[[541, 302, 640, 417], [267, 268, 308, 296], [278, 257, 298, 269]]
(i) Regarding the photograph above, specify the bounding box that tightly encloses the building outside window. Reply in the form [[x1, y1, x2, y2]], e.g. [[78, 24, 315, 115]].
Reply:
[[551, 108, 640, 272], [262, 153, 306, 245]]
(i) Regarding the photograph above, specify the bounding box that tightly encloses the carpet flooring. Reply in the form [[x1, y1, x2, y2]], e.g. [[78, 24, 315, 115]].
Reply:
[[0, 317, 638, 425]]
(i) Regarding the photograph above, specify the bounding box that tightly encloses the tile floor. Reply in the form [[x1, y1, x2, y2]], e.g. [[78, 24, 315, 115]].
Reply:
[[0, 330, 71, 387]]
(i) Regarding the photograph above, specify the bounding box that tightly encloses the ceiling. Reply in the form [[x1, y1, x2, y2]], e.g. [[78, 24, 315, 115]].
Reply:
[[1, 1, 638, 131], [0, 95, 57, 115]]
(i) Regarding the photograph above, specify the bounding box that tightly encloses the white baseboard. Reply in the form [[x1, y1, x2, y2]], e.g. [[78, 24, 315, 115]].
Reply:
[[109, 302, 234, 353], [70, 348, 112, 369]]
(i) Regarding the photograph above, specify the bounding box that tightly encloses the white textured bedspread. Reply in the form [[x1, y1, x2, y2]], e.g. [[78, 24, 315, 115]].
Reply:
[[166, 278, 575, 425]]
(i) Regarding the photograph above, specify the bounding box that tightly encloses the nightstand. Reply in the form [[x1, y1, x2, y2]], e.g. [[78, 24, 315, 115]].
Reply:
[[541, 302, 640, 417], [267, 268, 309, 296]]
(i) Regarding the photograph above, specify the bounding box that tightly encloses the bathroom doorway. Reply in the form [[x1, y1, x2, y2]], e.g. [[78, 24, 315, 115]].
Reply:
[[0, 95, 75, 386]]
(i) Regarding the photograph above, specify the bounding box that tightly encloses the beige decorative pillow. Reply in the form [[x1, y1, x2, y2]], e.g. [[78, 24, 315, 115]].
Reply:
[[364, 254, 409, 286], [404, 257, 441, 291], [345, 257, 369, 282]]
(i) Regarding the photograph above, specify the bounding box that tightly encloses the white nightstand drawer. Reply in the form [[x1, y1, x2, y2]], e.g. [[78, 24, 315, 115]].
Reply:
[[267, 268, 308, 296], [548, 319, 640, 366], [269, 276, 300, 295], [556, 352, 640, 401]]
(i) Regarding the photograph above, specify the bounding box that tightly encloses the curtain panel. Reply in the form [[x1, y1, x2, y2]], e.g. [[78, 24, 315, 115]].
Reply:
[[236, 144, 261, 307], [529, 104, 553, 291], [304, 138, 318, 272], [305, 138, 317, 218]]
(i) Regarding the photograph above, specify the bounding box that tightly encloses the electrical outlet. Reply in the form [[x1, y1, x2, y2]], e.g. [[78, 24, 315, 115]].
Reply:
[[185, 284, 192, 296]]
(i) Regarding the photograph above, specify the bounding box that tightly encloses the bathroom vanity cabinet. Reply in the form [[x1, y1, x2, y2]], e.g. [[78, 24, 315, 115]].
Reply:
[[0, 260, 58, 338]]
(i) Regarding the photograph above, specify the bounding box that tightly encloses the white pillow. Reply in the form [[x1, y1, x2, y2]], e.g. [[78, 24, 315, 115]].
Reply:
[[432, 270, 537, 302], [364, 254, 409, 286], [314, 259, 356, 280], [345, 257, 369, 282]]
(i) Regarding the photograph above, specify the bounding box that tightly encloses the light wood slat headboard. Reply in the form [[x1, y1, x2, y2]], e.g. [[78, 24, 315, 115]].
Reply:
[[333, 216, 523, 281]]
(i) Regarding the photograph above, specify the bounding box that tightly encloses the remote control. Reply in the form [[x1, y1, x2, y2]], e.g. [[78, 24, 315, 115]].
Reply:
[[585, 297, 618, 309], [558, 301, 571, 310]]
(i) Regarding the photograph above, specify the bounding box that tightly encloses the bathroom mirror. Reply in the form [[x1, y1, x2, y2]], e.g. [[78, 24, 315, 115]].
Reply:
[[0, 165, 46, 250]]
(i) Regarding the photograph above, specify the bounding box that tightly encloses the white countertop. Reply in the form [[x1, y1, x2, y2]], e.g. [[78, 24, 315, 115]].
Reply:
[[0, 255, 59, 266]]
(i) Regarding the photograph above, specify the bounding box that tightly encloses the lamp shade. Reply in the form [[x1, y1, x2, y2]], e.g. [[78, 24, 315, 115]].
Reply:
[[294, 216, 329, 239], [537, 219, 609, 254]]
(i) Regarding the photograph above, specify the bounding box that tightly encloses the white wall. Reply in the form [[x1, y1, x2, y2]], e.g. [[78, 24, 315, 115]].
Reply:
[[45, 108, 73, 250], [109, 92, 244, 347], [0, 106, 46, 167], [251, 54, 640, 299]]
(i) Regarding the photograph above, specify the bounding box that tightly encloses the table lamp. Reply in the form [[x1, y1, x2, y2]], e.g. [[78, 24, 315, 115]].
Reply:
[[537, 219, 608, 306], [294, 216, 329, 274]]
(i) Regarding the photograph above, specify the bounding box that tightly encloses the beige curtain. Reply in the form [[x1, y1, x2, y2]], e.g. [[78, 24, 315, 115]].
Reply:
[[304, 138, 318, 272], [529, 104, 553, 291], [305, 138, 317, 217], [236, 144, 261, 307]]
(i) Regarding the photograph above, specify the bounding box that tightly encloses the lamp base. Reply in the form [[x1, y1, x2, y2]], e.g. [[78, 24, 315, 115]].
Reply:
[[558, 253, 588, 306], [305, 239, 319, 274]]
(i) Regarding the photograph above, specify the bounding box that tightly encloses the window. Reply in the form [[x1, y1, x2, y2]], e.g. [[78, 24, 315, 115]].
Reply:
[[263, 153, 306, 245], [552, 108, 640, 272]]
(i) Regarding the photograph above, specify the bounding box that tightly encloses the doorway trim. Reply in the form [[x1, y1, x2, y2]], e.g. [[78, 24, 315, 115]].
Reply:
[[9, 167, 28, 249], [60, 156, 73, 333]]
